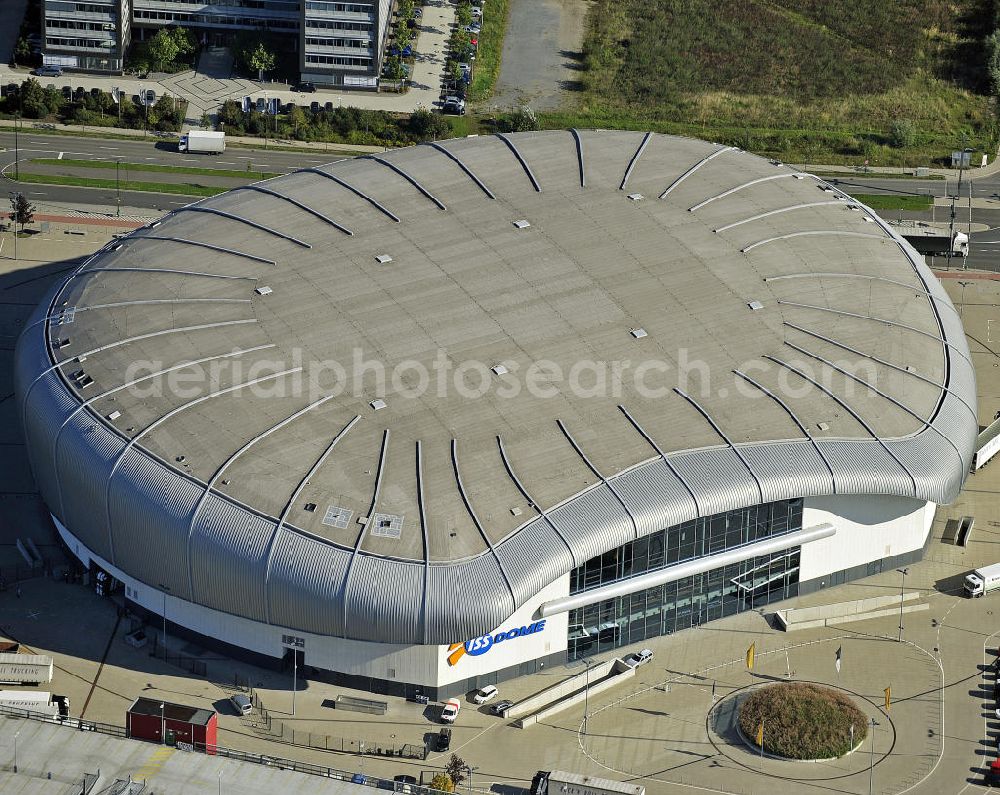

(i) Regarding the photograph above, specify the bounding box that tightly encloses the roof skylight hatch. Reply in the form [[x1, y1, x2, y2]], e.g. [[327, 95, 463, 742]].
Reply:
[[375, 254, 393, 264], [513, 219, 531, 229], [630, 328, 648, 339]]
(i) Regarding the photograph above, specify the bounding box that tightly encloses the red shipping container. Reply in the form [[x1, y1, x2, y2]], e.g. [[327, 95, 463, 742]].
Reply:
[[126, 697, 217, 755]]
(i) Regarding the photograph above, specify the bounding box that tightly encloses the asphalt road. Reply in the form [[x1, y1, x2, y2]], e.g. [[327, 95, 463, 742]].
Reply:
[[0, 129, 359, 212]]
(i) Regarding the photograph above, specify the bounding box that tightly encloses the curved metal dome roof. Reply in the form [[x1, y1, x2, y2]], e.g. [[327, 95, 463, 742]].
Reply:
[[15, 130, 976, 644]]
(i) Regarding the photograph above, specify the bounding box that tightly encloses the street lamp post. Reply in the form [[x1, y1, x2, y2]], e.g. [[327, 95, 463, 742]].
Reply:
[[115, 159, 121, 217], [160, 703, 165, 746], [292, 651, 297, 716], [583, 658, 593, 736], [13, 112, 19, 181], [218, 768, 224, 795], [869, 717, 878, 795], [896, 567, 909, 642], [13, 729, 19, 773]]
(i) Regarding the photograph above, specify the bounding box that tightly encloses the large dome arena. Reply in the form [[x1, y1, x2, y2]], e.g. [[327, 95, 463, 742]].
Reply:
[[14, 130, 976, 696]]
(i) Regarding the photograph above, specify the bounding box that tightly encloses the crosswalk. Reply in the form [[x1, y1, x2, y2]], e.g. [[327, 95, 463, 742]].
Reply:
[[133, 746, 174, 782]]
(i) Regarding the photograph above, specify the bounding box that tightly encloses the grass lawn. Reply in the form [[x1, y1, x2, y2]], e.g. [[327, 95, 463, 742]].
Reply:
[[738, 683, 867, 759], [30, 158, 279, 180], [12, 172, 222, 197], [851, 193, 934, 211], [467, 0, 511, 102], [549, 0, 997, 166]]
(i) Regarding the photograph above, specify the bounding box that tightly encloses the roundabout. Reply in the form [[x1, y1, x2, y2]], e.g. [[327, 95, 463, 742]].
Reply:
[[575, 633, 940, 795], [735, 682, 869, 760]]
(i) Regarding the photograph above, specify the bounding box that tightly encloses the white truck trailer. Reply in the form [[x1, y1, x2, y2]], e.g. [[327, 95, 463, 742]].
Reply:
[[0, 690, 61, 717], [531, 771, 645, 795], [178, 130, 226, 154], [0, 653, 53, 684], [965, 562, 1000, 597]]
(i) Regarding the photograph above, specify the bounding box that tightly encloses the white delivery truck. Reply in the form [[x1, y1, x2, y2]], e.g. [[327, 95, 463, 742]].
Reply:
[[0, 691, 61, 718], [0, 653, 53, 684], [531, 771, 645, 795], [964, 562, 1000, 597], [178, 130, 226, 154]]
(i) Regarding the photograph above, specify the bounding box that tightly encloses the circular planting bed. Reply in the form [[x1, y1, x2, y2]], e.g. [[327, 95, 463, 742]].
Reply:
[[737, 683, 868, 760]]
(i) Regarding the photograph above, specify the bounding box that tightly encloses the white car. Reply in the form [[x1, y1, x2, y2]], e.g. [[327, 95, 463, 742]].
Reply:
[[472, 685, 497, 704], [441, 698, 461, 723], [622, 648, 654, 668], [229, 693, 252, 715]]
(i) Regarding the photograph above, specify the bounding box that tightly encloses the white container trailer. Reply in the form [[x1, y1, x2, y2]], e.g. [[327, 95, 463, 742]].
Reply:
[[532, 771, 645, 795], [0, 690, 59, 717], [178, 130, 225, 154], [965, 562, 1000, 597], [0, 653, 54, 684]]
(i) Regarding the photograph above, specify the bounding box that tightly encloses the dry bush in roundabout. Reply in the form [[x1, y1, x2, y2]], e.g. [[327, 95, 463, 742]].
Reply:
[[737, 682, 868, 759]]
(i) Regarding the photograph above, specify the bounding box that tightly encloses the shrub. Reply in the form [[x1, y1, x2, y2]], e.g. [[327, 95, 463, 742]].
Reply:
[[889, 119, 917, 148], [738, 683, 867, 760]]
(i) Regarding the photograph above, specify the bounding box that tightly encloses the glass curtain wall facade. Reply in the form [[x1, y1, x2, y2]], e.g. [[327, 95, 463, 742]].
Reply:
[[568, 499, 803, 659]]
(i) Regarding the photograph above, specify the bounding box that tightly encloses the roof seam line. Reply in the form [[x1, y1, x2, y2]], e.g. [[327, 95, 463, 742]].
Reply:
[[262, 414, 361, 626], [362, 155, 447, 210], [229, 185, 354, 235], [764, 355, 918, 496], [556, 419, 639, 540], [619, 132, 652, 191], [672, 388, 765, 506], [340, 428, 390, 637], [423, 142, 496, 199], [659, 145, 734, 200], [184, 394, 338, 603], [174, 206, 311, 248], [616, 405, 701, 516], [570, 129, 585, 188], [731, 370, 837, 494], [135, 235, 277, 265], [297, 168, 401, 222], [495, 133, 541, 192], [495, 435, 578, 569], [452, 439, 517, 615]]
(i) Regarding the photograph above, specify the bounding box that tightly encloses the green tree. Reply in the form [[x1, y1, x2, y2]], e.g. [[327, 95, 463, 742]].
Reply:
[[445, 754, 467, 788], [9, 193, 35, 233], [429, 773, 454, 793], [13, 38, 31, 65], [146, 28, 181, 71], [19, 78, 47, 118], [408, 108, 449, 141], [888, 119, 916, 148], [248, 43, 276, 81], [383, 55, 406, 82], [986, 31, 1000, 95], [397, 0, 415, 19], [42, 85, 65, 116]]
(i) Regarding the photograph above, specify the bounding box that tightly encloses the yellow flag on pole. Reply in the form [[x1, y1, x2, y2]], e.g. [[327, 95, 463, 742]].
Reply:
[[746, 641, 756, 670], [884, 686, 891, 712], [755, 721, 764, 747]]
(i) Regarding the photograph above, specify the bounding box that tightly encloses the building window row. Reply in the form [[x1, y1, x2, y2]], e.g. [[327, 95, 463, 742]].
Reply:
[[304, 54, 370, 65], [304, 1, 372, 11], [132, 9, 299, 28], [46, 1, 117, 12], [305, 37, 370, 48], [46, 19, 115, 31], [47, 37, 116, 49], [569, 499, 804, 595], [132, 0, 299, 9], [304, 19, 371, 31], [567, 548, 801, 659]]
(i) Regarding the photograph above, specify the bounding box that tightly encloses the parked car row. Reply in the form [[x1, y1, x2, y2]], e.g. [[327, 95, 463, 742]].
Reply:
[[439, 0, 484, 115]]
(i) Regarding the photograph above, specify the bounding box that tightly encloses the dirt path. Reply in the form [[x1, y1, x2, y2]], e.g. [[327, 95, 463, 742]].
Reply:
[[487, 0, 591, 112]]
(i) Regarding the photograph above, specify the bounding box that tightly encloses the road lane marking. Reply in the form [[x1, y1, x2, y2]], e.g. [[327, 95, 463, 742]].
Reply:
[[99, 146, 120, 150], [57, 152, 63, 159]]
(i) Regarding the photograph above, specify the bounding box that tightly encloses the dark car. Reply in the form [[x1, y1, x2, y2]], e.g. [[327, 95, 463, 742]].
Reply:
[[61, 85, 72, 99], [352, 773, 367, 784], [310, 100, 321, 113], [436, 727, 451, 751], [491, 699, 514, 716], [324, 100, 335, 111], [294, 81, 316, 93]]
